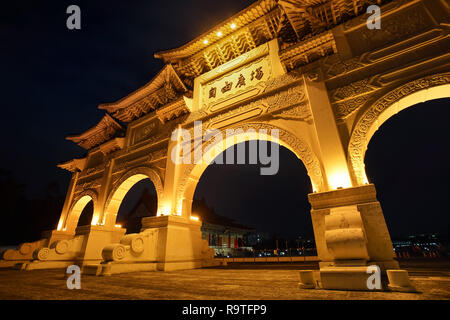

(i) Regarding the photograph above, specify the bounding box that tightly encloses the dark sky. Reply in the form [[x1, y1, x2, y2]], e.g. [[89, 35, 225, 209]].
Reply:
[[1, 1, 449, 241], [0, 0, 254, 196]]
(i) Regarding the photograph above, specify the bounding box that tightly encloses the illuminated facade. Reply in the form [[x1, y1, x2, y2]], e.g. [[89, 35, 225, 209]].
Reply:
[[1, 0, 449, 291]]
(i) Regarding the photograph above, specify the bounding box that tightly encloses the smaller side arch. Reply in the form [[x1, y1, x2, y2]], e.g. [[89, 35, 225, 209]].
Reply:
[[64, 189, 98, 233], [348, 73, 450, 185], [102, 166, 163, 228]]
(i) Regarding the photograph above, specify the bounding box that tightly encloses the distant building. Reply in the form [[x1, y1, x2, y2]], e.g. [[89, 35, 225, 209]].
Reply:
[[245, 232, 270, 247], [391, 232, 448, 258], [117, 189, 157, 234], [192, 198, 254, 256]]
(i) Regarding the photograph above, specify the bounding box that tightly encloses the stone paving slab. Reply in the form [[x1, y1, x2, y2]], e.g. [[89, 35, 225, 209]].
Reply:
[[0, 264, 449, 300]]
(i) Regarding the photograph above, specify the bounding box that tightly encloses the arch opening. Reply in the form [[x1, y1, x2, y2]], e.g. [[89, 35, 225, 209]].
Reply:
[[103, 169, 161, 231], [65, 194, 94, 232], [364, 98, 450, 259], [77, 200, 94, 227], [115, 179, 158, 234], [188, 139, 317, 258]]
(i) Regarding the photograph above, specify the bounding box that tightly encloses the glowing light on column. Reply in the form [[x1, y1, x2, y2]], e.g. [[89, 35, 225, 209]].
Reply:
[[157, 204, 171, 216], [328, 171, 352, 190], [91, 216, 99, 226], [176, 202, 183, 216]]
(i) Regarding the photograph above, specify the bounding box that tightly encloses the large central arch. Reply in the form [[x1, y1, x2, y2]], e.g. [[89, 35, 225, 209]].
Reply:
[[176, 123, 325, 219]]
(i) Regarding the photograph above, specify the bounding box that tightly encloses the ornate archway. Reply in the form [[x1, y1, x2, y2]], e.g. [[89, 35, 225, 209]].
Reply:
[[348, 73, 450, 186]]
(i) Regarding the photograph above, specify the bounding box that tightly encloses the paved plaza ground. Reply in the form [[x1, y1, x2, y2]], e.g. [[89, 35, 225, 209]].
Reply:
[[0, 260, 448, 300]]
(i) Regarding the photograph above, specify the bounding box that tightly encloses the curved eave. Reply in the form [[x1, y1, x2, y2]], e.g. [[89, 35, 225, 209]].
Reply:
[[154, 0, 278, 62], [66, 114, 123, 150], [57, 157, 86, 172], [98, 64, 187, 113]]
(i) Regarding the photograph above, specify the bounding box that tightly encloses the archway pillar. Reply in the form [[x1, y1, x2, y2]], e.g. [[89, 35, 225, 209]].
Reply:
[[303, 75, 353, 190], [159, 133, 183, 216], [140, 215, 219, 271], [55, 171, 80, 233], [307, 184, 407, 290], [76, 225, 127, 264]]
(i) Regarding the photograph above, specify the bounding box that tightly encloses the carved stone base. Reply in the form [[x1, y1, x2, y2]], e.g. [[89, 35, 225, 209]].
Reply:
[[84, 215, 221, 276], [307, 184, 406, 291], [141, 215, 220, 272], [387, 270, 416, 292], [319, 266, 383, 291], [0, 226, 126, 270]]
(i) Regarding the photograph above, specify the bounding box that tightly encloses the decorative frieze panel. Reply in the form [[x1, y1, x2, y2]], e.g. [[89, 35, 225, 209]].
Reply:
[[332, 94, 374, 121], [132, 121, 158, 146], [130, 116, 185, 150], [279, 31, 336, 71], [329, 77, 381, 121], [330, 79, 373, 102], [112, 147, 168, 174], [270, 102, 313, 123], [81, 163, 105, 178], [74, 176, 103, 195]]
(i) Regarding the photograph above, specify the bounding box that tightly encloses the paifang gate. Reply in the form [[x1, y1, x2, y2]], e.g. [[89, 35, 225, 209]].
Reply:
[[2, 0, 449, 291]]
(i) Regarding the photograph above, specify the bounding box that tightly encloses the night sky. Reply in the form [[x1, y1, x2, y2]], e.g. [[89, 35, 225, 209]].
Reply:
[[1, 1, 449, 243]]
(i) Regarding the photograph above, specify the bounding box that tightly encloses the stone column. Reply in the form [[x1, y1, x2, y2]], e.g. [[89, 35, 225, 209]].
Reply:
[[56, 171, 79, 232], [303, 73, 352, 190]]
